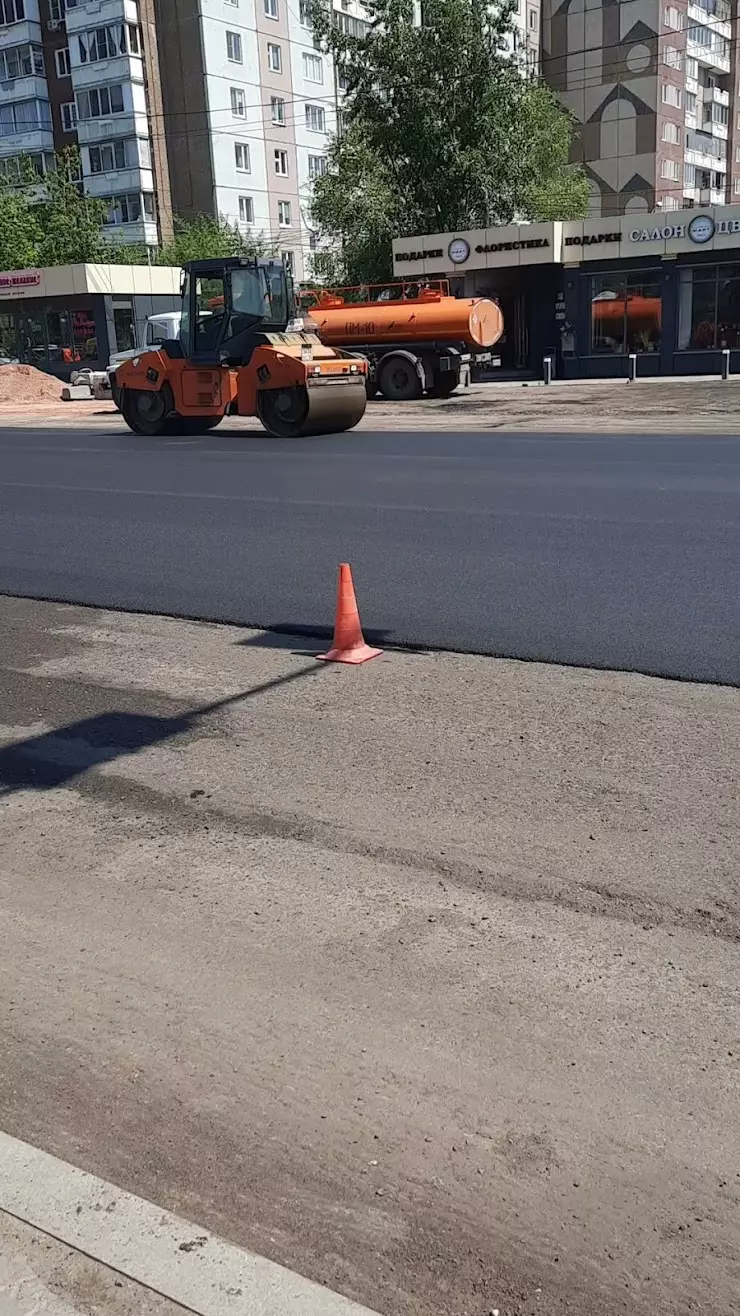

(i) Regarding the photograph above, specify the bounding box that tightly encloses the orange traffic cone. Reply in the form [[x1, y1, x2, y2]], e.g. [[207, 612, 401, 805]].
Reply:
[[318, 563, 382, 665]]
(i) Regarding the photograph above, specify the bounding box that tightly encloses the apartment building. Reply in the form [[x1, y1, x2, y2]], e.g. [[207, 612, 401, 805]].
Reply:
[[0, 0, 363, 271], [541, 0, 739, 216]]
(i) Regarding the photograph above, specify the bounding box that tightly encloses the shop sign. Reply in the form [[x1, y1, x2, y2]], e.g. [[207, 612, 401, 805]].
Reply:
[[0, 270, 41, 294], [475, 238, 549, 254], [627, 215, 740, 244], [564, 232, 620, 248], [394, 247, 443, 262]]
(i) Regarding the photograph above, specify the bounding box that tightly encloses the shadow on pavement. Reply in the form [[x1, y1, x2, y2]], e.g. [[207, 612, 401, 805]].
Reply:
[[0, 663, 324, 798]]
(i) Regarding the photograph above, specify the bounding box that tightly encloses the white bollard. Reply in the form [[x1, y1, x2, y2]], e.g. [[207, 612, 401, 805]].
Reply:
[[627, 353, 637, 383], [543, 356, 552, 385], [721, 348, 730, 380]]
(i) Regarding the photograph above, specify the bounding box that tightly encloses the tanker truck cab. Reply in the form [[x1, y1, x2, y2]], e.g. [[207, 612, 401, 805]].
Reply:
[[114, 257, 367, 438]]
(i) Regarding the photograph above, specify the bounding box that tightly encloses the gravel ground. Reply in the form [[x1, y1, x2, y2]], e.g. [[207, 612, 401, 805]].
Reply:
[[0, 598, 738, 1316], [1, 376, 740, 432]]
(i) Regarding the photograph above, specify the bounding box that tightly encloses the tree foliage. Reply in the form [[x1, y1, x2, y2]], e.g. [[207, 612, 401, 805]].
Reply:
[[0, 184, 41, 272], [309, 0, 588, 283], [156, 214, 275, 266], [36, 148, 109, 266]]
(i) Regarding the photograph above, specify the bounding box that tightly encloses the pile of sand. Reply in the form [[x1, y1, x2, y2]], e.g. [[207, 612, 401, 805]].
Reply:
[[0, 364, 63, 405]]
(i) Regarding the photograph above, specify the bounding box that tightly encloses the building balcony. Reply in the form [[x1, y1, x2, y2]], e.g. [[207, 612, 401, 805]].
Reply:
[[0, 123, 53, 156], [69, 54, 143, 91], [64, 0, 139, 34], [0, 20, 42, 49], [706, 118, 728, 139], [685, 110, 698, 129], [687, 2, 731, 38], [0, 74, 48, 102], [685, 74, 698, 94], [103, 218, 158, 246], [686, 38, 730, 73], [84, 165, 154, 196], [704, 84, 729, 107], [685, 145, 725, 169], [710, 186, 726, 202], [75, 109, 149, 143]]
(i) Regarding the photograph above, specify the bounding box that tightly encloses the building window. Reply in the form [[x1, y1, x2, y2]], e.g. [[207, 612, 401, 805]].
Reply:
[[230, 86, 246, 117], [264, 0, 279, 17], [226, 0, 239, 6], [271, 95, 285, 124], [76, 84, 125, 119], [267, 42, 282, 72], [662, 44, 682, 70], [78, 25, 132, 63], [278, 200, 291, 226], [0, 0, 26, 22], [0, 99, 51, 134], [686, 91, 697, 115], [308, 153, 327, 179], [661, 158, 680, 181], [734, 177, 740, 193], [678, 265, 740, 350], [0, 42, 44, 79], [89, 139, 131, 173], [235, 142, 250, 171], [712, 102, 729, 126], [305, 103, 325, 132], [591, 273, 662, 355], [528, 7, 537, 28], [226, 30, 243, 62], [664, 5, 685, 29], [55, 47, 71, 77], [274, 148, 288, 175], [104, 193, 143, 224], [61, 101, 77, 131], [662, 121, 680, 144], [238, 195, 254, 223], [282, 250, 294, 275], [128, 24, 140, 54], [302, 51, 323, 81], [299, 0, 311, 24], [661, 83, 682, 108], [663, 195, 680, 210]]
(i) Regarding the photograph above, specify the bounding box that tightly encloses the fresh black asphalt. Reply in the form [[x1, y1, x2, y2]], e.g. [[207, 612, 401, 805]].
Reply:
[[1, 424, 739, 684]]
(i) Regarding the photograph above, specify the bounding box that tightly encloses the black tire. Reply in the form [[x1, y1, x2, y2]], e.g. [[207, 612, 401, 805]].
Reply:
[[257, 385, 310, 437], [428, 370, 459, 399], [376, 354, 423, 401], [109, 373, 121, 411], [120, 384, 175, 437], [365, 379, 379, 400]]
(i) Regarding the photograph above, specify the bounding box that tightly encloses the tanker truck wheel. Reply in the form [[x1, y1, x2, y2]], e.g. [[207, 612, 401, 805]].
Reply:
[[377, 354, 423, 401], [120, 384, 176, 437]]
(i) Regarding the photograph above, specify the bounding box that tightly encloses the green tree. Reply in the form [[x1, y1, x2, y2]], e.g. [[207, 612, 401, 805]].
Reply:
[[36, 147, 108, 266], [0, 179, 40, 271], [156, 214, 275, 266], [309, 0, 588, 283]]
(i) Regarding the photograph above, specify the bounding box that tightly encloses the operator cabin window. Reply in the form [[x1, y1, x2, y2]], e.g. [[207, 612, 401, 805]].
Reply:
[[231, 86, 246, 117], [226, 30, 242, 62], [271, 96, 285, 124], [305, 103, 325, 131], [235, 142, 250, 171], [264, 0, 279, 17], [278, 199, 291, 226], [267, 42, 282, 72], [238, 196, 254, 224], [274, 148, 288, 175], [303, 52, 323, 82]]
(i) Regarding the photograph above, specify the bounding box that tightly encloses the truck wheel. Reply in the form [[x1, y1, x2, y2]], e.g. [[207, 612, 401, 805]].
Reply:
[[428, 370, 459, 399], [120, 384, 175, 437], [377, 354, 423, 401]]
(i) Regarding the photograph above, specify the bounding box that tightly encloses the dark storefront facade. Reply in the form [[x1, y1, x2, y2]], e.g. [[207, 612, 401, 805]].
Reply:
[[0, 264, 181, 378], [392, 208, 740, 380]]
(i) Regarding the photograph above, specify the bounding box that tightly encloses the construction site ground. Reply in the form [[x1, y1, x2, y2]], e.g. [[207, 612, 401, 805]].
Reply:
[[0, 597, 738, 1316], [1, 375, 740, 432]]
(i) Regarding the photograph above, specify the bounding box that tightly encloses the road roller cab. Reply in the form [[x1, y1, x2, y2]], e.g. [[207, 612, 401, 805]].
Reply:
[[114, 256, 368, 438]]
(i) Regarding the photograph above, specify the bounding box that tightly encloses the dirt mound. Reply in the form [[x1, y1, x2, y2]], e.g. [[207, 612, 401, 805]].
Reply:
[[0, 364, 63, 405]]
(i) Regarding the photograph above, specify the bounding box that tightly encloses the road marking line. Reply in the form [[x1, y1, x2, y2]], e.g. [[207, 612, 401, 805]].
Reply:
[[0, 1132, 382, 1316]]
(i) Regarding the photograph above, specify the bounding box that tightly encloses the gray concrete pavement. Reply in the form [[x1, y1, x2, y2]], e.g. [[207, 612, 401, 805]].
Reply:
[[1, 426, 740, 683], [0, 596, 738, 1316]]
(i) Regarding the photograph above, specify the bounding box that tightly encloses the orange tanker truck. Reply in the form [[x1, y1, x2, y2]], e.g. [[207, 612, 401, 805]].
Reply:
[[300, 280, 503, 400]]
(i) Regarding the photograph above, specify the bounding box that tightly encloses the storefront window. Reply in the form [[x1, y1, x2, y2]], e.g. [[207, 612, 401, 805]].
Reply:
[[678, 265, 740, 349], [72, 308, 97, 360], [113, 304, 135, 353], [591, 273, 662, 354], [46, 309, 73, 364], [0, 312, 18, 362], [19, 311, 47, 367]]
